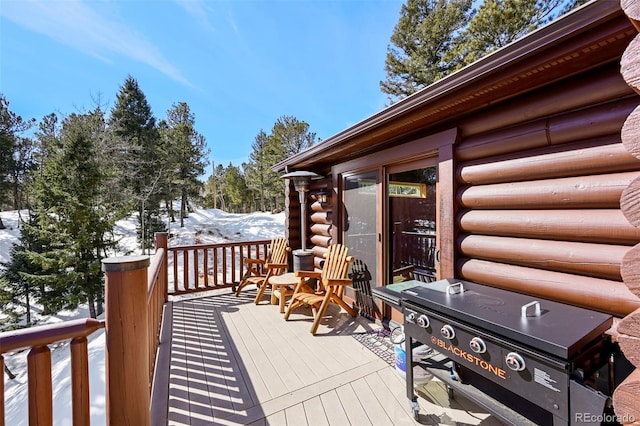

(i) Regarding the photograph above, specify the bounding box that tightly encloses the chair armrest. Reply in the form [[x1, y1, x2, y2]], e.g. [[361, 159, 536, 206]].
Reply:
[[245, 258, 266, 265], [265, 262, 289, 269], [325, 278, 353, 286], [295, 271, 321, 279]]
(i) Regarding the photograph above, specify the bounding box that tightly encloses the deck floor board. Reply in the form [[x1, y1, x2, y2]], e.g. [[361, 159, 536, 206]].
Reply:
[[155, 288, 505, 425]]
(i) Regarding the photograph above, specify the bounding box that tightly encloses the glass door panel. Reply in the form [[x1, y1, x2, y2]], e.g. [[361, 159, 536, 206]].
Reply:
[[343, 171, 379, 312], [388, 167, 437, 283]]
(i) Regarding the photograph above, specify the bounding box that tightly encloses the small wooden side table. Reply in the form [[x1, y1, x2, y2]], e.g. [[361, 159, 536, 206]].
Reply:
[[268, 272, 299, 313]]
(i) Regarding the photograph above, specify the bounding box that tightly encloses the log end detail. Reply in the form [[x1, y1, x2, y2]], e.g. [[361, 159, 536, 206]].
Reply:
[[621, 34, 640, 94]]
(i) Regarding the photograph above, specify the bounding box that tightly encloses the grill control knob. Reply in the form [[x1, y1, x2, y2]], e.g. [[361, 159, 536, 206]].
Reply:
[[440, 324, 456, 340], [406, 312, 417, 323], [417, 314, 430, 328], [505, 352, 526, 371], [469, 337, 487, 354]]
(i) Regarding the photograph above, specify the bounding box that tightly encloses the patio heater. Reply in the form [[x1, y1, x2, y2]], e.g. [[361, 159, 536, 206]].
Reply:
[[281, 170, 321, 271]]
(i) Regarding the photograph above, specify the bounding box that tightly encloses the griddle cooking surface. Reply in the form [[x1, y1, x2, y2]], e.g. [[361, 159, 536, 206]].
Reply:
[[401, 279, 612, 359]]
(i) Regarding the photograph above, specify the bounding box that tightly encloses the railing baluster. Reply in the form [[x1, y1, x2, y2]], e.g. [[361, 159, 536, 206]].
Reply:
[[70, 337, 90, 426], [172, 250, 179, 292], [213, 247, 219, 286], [222, 247, 228, 284], [203, 248, 209, 287], [231, 246, 236, 283], [194, 249, 200, 288], [28, 346, 53, 426], [183, 249, 189, 291]]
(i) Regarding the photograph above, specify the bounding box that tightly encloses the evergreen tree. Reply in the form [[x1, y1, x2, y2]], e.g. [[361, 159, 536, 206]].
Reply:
[[270, 115, 316, 158], [380, 0, 473, 102], [0, 94, 35, 228], [0, 212, 46, 326], [203, 164, 224, 209], [162, 102, 209, 227], [382, 0, 580, 102], [446, 0, 563, 67], [25, 108, 117, 318], [244, 130, 276, 211], [10, 135, 36, 211], [202, 163, 225, 210], [221, 164, 250, 213], [108, 76, 163, 252], [259, 115, 317, 210]]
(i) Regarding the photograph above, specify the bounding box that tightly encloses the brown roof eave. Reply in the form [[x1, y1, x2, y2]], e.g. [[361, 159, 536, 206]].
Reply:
[[273, 0, 623, 173]]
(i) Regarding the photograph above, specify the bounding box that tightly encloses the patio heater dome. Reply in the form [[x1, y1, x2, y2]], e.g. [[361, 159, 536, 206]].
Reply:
[[281, 170, 322, 271]]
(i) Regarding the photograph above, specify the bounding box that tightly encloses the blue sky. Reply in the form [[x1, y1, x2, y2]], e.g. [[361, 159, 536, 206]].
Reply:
[[0, 0, 405, 170]]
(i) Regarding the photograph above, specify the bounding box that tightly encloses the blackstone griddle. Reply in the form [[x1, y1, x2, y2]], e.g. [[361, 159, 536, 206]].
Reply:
[[374, 278, 620, 425]]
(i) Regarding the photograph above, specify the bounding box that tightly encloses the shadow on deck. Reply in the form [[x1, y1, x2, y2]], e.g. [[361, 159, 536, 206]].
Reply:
[[152, 288, 504, 426]]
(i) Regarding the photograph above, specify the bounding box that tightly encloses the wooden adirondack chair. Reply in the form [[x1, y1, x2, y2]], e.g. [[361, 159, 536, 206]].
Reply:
[[284, 243, 356, 335], [235, 238, 290, 302]]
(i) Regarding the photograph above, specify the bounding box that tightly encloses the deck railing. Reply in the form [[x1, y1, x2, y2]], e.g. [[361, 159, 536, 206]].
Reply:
[[0, 318, 105, 426], [0, 232, 170, 426], [168, 239, 271, 295], [0, 234, 275, 425]]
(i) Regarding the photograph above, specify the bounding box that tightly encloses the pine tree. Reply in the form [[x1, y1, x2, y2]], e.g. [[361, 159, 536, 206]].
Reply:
[[382, 0, 581, 103], [0, 212, 46, 326], [222, 164, 249, 213], [0, 94, 35, 228], [445, 0, 564, 67], [270, 115, 316, 158], [262, 115, 317, 210], [202, 163, 226, 210], [108, 76, 163, 252], [25, 108, 117, 318], [245, 130, 276, 211], [380, 0, 473, 102], [162, 102, 209, 227]]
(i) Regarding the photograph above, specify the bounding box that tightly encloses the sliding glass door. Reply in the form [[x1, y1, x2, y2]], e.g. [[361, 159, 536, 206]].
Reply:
[[388, 166, 437, 284], [343, 171, 379, 290]]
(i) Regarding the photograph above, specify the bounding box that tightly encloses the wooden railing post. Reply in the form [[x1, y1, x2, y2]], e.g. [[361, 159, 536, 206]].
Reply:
[[102, 255, 150, 426], [155, 232, 169, 302]]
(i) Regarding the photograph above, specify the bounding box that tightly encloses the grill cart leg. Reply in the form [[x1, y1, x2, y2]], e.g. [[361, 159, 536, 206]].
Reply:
[[406, 335, 420, 420]]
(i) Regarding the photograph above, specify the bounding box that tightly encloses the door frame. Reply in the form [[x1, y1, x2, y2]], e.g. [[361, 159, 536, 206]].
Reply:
[[332, 128, 458, 309]]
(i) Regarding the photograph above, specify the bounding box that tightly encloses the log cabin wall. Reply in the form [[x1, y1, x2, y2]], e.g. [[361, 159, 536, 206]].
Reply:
[[613, 1, 640, 422], [284, 179, 301, 251], [454, 62, 640, 318], [309, 178, 332, 268]]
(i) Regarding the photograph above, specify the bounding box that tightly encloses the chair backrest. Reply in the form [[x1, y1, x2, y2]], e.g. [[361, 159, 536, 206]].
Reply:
[[320, 244, 353, 285], [267, 238, 289, 265]]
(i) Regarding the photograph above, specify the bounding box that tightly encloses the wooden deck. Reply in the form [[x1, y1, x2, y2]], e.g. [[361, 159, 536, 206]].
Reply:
[[152, 288, 505, 425]]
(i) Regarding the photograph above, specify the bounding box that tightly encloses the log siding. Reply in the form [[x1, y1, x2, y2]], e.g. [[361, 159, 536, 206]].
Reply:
[[455, 84, 640, 316], [613, 1, 640, 421]]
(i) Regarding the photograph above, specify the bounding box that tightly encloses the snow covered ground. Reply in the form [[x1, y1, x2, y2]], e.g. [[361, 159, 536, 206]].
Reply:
[[0, 208, 285, 425]]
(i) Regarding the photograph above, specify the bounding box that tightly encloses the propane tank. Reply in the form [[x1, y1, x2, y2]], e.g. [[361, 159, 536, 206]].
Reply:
[[390, 326, 434, 386]]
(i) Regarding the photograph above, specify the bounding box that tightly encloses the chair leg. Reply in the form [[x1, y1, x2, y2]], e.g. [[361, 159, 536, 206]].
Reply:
[[334, 296, 357, 317], [310, 289, 334, 335], [235, 280, 249, 297], [284, 298, 303, 320], [235, 270, 253, 296], [254, 280, 269, 304]]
